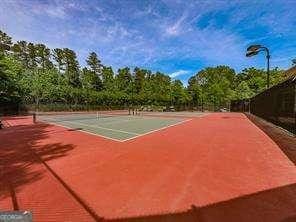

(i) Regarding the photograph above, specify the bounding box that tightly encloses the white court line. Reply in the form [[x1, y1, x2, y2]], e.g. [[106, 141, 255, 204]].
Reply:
[[99, 115, 167, 125], [43, 117, 140, 136], [121, 118, 192, 142], [99, 115, 176, 125], [39, 117, 192, 142], [100, 117, 142, 125], [65, 121, 140, 135], [38, 120, 124, 142]]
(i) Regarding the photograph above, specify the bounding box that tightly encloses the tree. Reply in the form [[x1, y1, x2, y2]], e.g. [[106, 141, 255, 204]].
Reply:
[[35, 44, 53, 70], [86, 52, 102, 75], [269, 67, 284, 85], [171, 80, 189, 108], [187, 76, 203, 107], [52, 48, 65, 72], [84, 52, 103, 90], [27, 43, 37, 69], [0, 54, 23, 104], [235, 68, 266, 94], [11, 41, 29, 68], [81, 67, 102, 90], [192, 66, 236, 109], [62, 48, 80, 87], [7, 29, 291, 111], [235, 81, 254, 99], [20, 68, 61, 107], [102, 66, 115, 91], [133, 67, 146, 93], [116, 67, 132, 92], [147, 72, 171, 105], [236, 67, 284, 95], [0, 30, 12, 54]]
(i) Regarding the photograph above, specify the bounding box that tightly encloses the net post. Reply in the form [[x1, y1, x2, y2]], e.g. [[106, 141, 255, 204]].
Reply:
[[96, 111, 99, 120], [33, 113, 36, 123], [0, 113, 2, 129]]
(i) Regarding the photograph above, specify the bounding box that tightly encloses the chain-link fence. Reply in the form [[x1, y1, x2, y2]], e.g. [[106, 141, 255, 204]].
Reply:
[[231, 75, 296, 135], [0, 103, 26, 116], [230, 99, 250, 113]]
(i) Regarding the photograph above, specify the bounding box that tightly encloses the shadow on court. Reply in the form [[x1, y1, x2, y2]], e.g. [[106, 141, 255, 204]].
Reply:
[[0, 121, 75, 210], [105, 183, 296, 222], [1, 114, 296, 221], [245, 113, 296, 165]]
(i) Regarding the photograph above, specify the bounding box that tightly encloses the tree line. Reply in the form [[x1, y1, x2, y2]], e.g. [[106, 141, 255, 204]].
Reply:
[[0, 30, 292, 112]]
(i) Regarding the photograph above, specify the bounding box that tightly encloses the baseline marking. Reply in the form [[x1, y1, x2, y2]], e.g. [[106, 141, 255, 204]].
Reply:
[[37, 121, 124, 142], [38, 118, 192, 142], [121, 118, 192, 142], [64, 121, 140, 135], [99, 117, 143, 125], [41, 117, 140, 136]]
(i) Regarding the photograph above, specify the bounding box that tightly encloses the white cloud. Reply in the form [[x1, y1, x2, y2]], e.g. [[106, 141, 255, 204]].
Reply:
[[169, 70, 190, 78], [165, 13, 188, 36], [44, 6, 67, 18], [1, 0, 295, 74], [30, 1, 91, 19]]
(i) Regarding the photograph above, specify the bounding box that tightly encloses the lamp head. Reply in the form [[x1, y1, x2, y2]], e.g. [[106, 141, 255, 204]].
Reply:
[[246, 50, 259, 57], [247, 44, 261, 52]]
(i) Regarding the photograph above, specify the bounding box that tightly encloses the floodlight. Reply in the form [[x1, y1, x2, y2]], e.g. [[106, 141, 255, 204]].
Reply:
[[246, 51, 259, 57], [247, 44, 261, 52]]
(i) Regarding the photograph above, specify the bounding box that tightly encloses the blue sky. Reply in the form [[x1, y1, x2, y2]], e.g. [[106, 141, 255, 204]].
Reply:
[[0, 0, 295, 84]]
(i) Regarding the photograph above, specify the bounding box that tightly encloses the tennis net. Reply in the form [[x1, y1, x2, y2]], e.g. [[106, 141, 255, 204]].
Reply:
[[34, 110, 131, 123], [96, 110, 133, 119]]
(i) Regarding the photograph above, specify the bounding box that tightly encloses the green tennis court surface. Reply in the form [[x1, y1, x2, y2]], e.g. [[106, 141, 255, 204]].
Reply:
[[37, 114, 188, 141]]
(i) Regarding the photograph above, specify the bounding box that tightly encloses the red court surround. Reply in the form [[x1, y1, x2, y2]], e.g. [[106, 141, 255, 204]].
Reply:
[[1, 113, 296, 221]]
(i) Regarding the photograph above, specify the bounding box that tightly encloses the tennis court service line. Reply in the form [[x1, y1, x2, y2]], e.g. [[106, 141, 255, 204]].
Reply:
[[37, 120, 125, 142], [121, 118, 192, 142], [46, 118, 140, 135], [100, 117, 143, 125], [39, 116, 141, 136], [38, 117, 192, 142]]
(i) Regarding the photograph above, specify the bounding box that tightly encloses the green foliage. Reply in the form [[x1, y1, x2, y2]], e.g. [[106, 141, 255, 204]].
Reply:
[[62, 48, 80, 87], [83, 52, 103, 90], [86, 52, 102, 74], [116, 67, 132, 92], [134, 67, 146, 93], [187, 76, 202, 106], [35, 43, 53, 70], [102, 66, 115, 91], [141, 72, 172, 105], [0, 29, 292, 111], [0, 30, 12, 55], [52, 48, 65, 72], [0, 54, 23, 103], [11, 41, 30, 68], [236, 68, 266, 93], [171, 80, 189, 106], [235, 81, 254, 99], [189, 66, 236, 109], [236, 67, 284, 93], [81, 67, 102, 90]]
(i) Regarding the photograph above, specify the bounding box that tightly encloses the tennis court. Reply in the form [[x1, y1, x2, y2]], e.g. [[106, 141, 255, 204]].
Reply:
[[1, 112, 296, 222], [36, 112, 190, 141]]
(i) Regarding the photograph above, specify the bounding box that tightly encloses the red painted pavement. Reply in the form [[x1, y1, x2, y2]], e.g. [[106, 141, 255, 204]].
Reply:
[[1, 113, 296, 221]]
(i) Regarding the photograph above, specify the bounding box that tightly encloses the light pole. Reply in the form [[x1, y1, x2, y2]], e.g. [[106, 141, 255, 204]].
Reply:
[[246, 44, 270, 88]]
